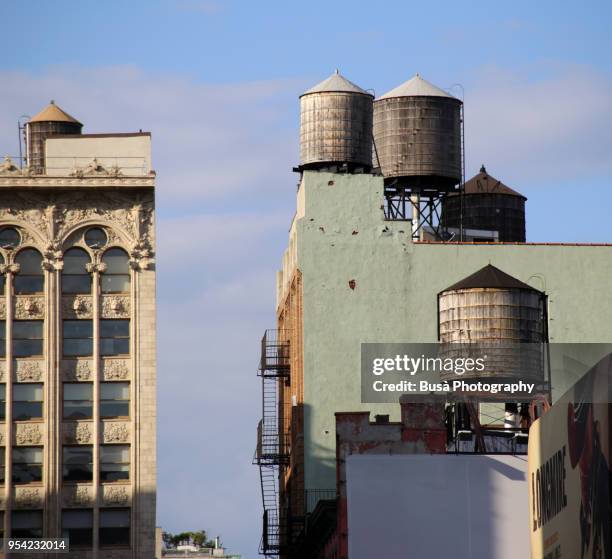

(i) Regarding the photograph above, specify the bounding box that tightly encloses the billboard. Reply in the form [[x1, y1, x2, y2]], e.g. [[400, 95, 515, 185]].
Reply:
[[346, 454, 529, 559], [528, 355, 611, 559]]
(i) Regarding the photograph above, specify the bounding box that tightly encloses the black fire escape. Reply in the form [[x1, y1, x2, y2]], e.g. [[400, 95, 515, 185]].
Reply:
[[254, 330, 290, 557]]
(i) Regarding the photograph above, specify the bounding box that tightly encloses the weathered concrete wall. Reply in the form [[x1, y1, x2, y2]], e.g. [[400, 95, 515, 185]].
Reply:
[[293, 170, 612, 493]]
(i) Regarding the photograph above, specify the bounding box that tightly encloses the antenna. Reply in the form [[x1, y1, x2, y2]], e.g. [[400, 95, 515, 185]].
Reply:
[[17, 115, 30, 169]]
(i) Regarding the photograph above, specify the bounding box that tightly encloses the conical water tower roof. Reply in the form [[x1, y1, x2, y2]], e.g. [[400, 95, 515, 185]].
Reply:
[[378, 74, 457, 100], [302, 70, 371, 96], [441, 264, 541, 293], [461, 165, 525, 198], [29, 100, 82, 125]]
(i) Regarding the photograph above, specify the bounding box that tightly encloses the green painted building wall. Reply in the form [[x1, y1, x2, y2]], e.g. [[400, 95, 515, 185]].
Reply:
[[284, 170, 612, 497]]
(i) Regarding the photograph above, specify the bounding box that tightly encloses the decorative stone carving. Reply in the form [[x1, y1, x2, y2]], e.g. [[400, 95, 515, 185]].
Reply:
[[0, 155, 21, 175], [103, 359, 129, 380], [86, 262, 106, 274], [104, 486, 129, 505], [103, 422, 130, 443], [65, 422, 92, 444], [70, 158, 123, 178], [0, 192, 50, 242], [15, 423, 43, 445], [0, 190, 153, 251], [0, 361, 6, 382], [15, 360, 43, 382], [61, 359, 92, 381], [0, 299, 6, 320], [62, 295, 93, 319], [0, 427, 5, 445], [56, 191, 150, 243], [14, 296, 45, 319], [101, 295, 130, 318], [65, 486, 91, 507], [15, 488, 42, 508]]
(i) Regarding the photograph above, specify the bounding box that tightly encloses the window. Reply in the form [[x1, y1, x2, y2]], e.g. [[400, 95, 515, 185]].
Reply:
[[11, 510, 43, 538], [0, 227, 20, 249], [63, 446, 93, 482], [0, 252, 5, 293], [101, 248, 130, 293], [101, 383, 129, 418], [99, 508, 130, 547], [14, 248, 43, 294], [100, 320, 129, 356], [62, 248, 91, 294], [12, 446, 43, 483], [0, 511, 4, 542], [84, 228, 107, 249], [13, 320, 43, 357], [63, 383, 93, 419], [0, 384, 5, 420], [63, 320, 93, 357], [0, 448, 5, 484], [100, 445, 130, 482], [13, 383, 43, 420], [62, 509, 93, 547]]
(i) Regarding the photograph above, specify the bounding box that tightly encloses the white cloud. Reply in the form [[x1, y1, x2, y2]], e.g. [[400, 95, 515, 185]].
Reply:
[[464, 65, 612, 183]]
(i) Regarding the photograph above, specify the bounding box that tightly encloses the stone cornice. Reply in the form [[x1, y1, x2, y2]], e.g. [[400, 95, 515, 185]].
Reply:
[[0, 176, 155, 188]]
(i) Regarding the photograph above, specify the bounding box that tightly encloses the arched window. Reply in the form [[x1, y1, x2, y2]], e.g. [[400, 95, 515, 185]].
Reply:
[[84, 227, 107, 249], [62, 248, 91, 294], [0, 227, 21, 249], [14, 249, 43, 294], [101, 248, 130, 294]]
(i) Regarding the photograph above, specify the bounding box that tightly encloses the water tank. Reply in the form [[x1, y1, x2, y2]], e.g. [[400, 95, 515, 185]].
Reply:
[[26, 101, 82, 174], [438, 264, 546, 383], [299, 70, 373, 170], [373, 74, 462, 190], [441, 166, 527, 242]]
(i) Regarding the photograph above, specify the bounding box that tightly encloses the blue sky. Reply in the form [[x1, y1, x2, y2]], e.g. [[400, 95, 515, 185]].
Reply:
[[1, 1, 612, 557]]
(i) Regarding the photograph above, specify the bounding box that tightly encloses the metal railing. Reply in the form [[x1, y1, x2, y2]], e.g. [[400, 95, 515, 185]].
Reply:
[[258, 329, 290, 377], [1, 155, 149, 176]]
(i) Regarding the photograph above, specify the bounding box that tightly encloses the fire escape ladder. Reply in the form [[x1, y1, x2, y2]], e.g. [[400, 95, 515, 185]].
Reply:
[[254, 330, 291, 556]]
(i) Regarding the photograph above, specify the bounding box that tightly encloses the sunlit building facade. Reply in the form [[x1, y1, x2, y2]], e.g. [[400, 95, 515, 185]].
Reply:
[[0, 102, 156, 558]]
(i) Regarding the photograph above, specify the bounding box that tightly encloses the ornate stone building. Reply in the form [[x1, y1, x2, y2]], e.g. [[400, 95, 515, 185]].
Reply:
[[0, 102, 156, 557]]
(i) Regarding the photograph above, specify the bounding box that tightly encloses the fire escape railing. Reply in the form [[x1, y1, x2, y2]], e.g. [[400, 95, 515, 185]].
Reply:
[[254, 330, 291, 556]]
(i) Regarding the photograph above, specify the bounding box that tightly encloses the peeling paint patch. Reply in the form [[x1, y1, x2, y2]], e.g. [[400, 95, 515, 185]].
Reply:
[[328, 180, 335, 186], [352, 230, 358, 235], [348, 279, 356, 290], [319, 226, 325, 233]]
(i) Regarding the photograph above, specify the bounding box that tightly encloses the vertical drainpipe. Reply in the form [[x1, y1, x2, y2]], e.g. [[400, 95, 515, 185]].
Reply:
[[92, 267, 101, 559], [5, 267, 14, 541]]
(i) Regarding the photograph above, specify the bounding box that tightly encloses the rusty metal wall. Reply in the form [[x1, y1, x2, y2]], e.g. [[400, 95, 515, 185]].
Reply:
[[373, 96, 462, 187], [439, 287, 545, 381], [27, 120, 82, 174], [299, 91, 373, 168]]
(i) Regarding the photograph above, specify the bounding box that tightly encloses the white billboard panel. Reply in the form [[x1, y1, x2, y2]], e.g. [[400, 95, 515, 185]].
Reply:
[[346, 454, 529, 559]]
